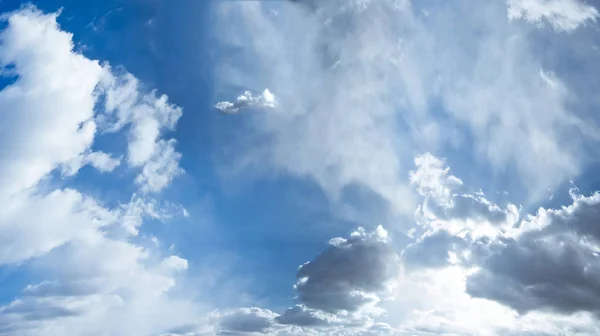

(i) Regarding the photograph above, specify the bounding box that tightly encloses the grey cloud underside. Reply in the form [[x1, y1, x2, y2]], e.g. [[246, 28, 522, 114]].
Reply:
[[294, 227, 400, 313], [402, 151, 600, 329], [213, 227, 401, 334], [467, 193, 600, 316]]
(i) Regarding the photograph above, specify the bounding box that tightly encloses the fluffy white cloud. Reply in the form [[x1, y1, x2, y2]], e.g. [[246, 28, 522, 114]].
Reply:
[[215, 89, 277, 114], [99, 70, 184, 193], [507, 0, 598, 32], [0, 6, 200, 336], [0, 6, 104, 198]]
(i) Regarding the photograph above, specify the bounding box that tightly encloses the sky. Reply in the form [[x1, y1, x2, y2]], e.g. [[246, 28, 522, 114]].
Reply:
[[2, 0, 600, 335]]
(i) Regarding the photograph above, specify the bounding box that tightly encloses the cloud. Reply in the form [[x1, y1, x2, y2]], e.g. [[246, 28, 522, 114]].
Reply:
[[507, 0, 599, 32], [0, 5, 105, 198], [99, 70, 184, 193], [466, 190, 600, 316], [213, 0, 418, 216], [293, 226, 399, 314], [199, 226, 401, 335], [214, 0, 600, 212], [0, 6, 201, 335], [275, 305, 339, 327], [216, 307, 278, 334], [410, 153, 519, 239], [215, 89, 277, 114], [392, 154, 600, 334]]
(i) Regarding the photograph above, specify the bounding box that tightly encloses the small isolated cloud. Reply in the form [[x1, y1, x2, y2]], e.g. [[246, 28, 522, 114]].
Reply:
[[507, 0, 599, 32], [215, 89, 277, 114]]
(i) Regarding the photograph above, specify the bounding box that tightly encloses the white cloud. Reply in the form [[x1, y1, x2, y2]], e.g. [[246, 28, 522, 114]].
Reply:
[[507, 0, 599, 32], [410, 153, 519, 239], [0, 6, 105, 198], [62, 151, 122, 176], [0, 6, 201, 336], [215, 89, 277, 114], [99, 70, 184, 193]]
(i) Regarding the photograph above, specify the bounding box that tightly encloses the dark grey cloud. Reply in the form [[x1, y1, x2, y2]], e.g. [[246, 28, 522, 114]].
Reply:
[[217, 307, 277, 335], [275, 305, 335, 327], [293, 226, 400, 313], [466, 192, 600, 316]]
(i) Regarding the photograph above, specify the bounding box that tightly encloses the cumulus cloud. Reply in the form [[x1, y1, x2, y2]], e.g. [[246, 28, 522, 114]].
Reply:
[[507, 0, 599, 32], [393, 154, 600, 334], [0, 6, 104, 198], [293, 226, 399, 314], [467, 190, 600, 316], [201, 226, 401, 335], [0, 6, 200, 336], [215, 89, 277, 114]]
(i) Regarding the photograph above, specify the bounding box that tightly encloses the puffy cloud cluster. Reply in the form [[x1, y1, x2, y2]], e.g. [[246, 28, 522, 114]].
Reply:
[[396, 153, 600, 334], [467, 191, 600, 316], [0, 6, 197, 336]]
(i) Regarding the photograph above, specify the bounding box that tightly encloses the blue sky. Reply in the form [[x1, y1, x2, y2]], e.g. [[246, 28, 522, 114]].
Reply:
[[2, 0, 600, 335]]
